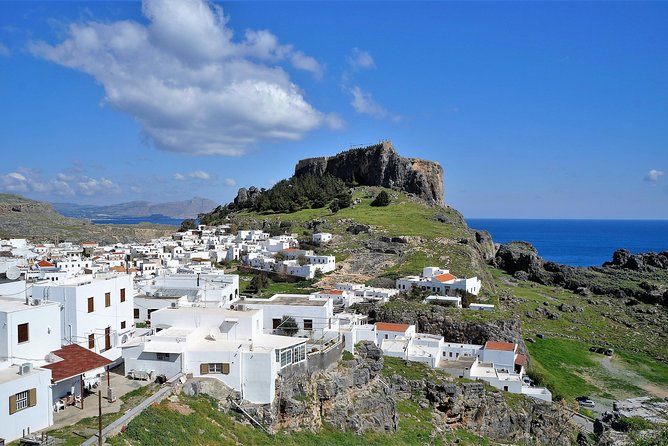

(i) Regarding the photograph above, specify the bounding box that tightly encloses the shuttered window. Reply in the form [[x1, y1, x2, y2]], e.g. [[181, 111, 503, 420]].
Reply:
[[134, 308, 140, 319], [88, 297, 94, 313], [105, 292, 111, 307], [120, 288, 126, 302], [88, 334, 95, 349], [303, 319, 313, 330], [121, 321, 126, 330], [200, 363, 209, 374], [9, 388, 36, 415], [17, 323, 29, 343], [222, 363, 230, 375]]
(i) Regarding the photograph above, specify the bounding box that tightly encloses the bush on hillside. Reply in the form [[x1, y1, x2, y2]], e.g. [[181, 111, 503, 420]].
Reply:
[[371, 190, 390, 207]]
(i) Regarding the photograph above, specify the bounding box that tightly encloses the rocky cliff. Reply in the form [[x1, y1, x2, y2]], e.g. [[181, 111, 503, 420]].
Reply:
[[294, 140, 445, 204]]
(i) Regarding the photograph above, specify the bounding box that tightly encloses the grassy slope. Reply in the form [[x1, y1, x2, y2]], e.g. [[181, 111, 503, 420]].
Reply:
[[229, 187, 490, 284], [493, 269, 668, 402]]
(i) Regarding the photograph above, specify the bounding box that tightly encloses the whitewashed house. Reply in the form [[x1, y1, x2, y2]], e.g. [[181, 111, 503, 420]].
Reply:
[[396, 266, 482, 296], [122, 306, 307, 404], [31, 273, 135, 363], [312, 233, 332, 245]]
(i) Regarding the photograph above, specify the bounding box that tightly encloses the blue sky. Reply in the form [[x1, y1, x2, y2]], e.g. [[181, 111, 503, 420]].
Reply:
[[1, 1, 667, 218]]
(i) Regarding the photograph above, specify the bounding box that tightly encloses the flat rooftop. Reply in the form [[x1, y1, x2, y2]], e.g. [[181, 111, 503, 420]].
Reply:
[[244, 294, 328, 307], [0, 296, 58, 313]]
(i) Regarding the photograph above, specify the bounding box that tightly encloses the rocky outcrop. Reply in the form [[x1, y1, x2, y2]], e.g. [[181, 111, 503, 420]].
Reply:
[[603, 248, 668, 271], [294, 140, 444, 204], [369, 302, 527, 355]]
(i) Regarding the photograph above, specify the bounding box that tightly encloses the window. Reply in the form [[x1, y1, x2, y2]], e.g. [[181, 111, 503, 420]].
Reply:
[[303, 319, 313, 331], [88, 334, 95, 349], [204, 363, 229, 374], [17, 323, 29, 343], [280, 348, 293, 367], [293, 344, 306, 363], [104, 327, 111, 350], [105, 292, 111, 307], [9, 389, 35, 415], [272, 318, 281, 329], [157, 353, 170, 361], [87, 297, 94, 313], [134, 308, 140, 319], [121, 321, 126, 330], [120, 288, 126, 302]]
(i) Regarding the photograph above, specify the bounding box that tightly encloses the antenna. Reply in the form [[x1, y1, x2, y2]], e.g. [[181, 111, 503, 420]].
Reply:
[[6, 266, 20, 281]]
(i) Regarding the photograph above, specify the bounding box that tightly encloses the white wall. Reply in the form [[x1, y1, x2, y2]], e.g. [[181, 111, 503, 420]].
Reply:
[[0, 367, 53, 443], [0, 302, 61, 366]]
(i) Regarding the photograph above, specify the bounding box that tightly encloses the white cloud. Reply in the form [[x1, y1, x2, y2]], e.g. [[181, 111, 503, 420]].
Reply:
[[30, 0, 335, 156], [76, 177, 122, 195], [189, 170, 211, 180], [349, 86, 400, 122], [223, 178, 237, 187], [173, 173, 186, 181], [0, 43, 9, 56], [348, 48, 374, 69], [645, 169, 664, 182], [0, 169, 78, 196]]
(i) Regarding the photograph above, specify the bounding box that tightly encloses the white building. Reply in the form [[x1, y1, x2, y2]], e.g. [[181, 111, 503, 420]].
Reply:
[[122, 306, 307, 404], [312, 233, 332, 245], [32, 273, 135, 362], [241, 294, 337, 339], [396, 266, 482, 296]]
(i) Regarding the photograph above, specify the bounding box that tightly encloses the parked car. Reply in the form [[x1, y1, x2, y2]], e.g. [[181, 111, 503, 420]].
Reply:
[[577, 397, 596, 408], [536, 333, 545, 339], [595, 347, 606, 354], [522, 376, 533, 385], [604, 349, 614, 356]]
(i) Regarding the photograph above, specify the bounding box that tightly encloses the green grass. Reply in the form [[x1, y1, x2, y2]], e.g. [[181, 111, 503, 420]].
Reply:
[[492, 269, 667, 402], [48, 384, 158, 445]]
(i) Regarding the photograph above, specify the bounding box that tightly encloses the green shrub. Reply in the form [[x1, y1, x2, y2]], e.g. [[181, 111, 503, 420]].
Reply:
[[370, 190, 390, 207]]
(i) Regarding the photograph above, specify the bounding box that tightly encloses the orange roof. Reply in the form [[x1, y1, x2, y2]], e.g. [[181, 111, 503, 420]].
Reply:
[[109, 266, 138, 273], [484, 341, 516, 352], [283, 248, 298, 252], [433, 273, 457, 282], [375, 322, 410, 332], [515, 354, 527, 366], [37, 260, 55, 268], [319, 290, 344, 295], [81, 241, 97, 245]]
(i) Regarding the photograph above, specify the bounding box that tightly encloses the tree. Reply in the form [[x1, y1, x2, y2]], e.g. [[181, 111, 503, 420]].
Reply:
[[247, 273, 269, 294], [274, 252, 285, 262], [329, 198, 340, 214], [278, 316, 299, 336], [370, 190, 390, 207], [178, 219, 196, 232], [298, 254, 307, 266], [337, 192, 352, 209], [313, 269, 324, 280]]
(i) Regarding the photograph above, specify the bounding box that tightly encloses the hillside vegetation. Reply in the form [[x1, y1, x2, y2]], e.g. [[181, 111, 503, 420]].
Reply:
[[206, 186, 495, 290]]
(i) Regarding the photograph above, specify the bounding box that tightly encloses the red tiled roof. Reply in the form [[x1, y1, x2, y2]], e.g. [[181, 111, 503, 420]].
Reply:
[[43, 344, 112, 383], [81, 241, 97, 245], [319, 290, 344, 295], [484, 341, 516, 352], [283, 248, 298, 252], [375, 322, 410, 332], [433, 273, 457, 283], [515, 354, 527, 366], [37, 260, 55, 268]]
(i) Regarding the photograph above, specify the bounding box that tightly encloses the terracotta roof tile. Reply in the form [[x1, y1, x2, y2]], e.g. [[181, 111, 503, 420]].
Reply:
[[37, 260, 55, 268], [515, 354, 527, 366], [43, 344, 112, 383], [318, 290, 344, 295], [375, 322, 411, 332], [433, 273, 457, 282], [484, 341, 516, 352]]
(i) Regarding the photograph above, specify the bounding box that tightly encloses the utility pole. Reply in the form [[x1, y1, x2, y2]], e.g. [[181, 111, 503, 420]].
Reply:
[[98, 390, 103, 446]]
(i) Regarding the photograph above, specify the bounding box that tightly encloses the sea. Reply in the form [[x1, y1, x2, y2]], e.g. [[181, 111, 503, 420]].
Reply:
[[90, 215, 183, 226], [466, 219, 668, 267]]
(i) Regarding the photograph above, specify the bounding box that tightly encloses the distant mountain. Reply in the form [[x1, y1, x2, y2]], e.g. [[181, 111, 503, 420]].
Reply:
[[52, 197, 218, 220], [0, 194, 174, 243]]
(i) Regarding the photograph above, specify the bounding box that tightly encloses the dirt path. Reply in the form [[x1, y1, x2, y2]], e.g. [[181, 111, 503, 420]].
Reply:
[[598, 356, 668, 399]]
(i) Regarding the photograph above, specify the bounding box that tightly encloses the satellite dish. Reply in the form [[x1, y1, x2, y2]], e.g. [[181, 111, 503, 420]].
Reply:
[[208, 327, 219, 340], [6, 266, 21, 281]]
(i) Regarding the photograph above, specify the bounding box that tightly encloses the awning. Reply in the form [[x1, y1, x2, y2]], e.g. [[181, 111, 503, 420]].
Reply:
[[43, 344, 112, 383]]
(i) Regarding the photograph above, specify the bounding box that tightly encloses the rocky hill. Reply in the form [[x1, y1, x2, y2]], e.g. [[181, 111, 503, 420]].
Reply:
[[0, 194, 175, 243], [294, 140, 445, 204]]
